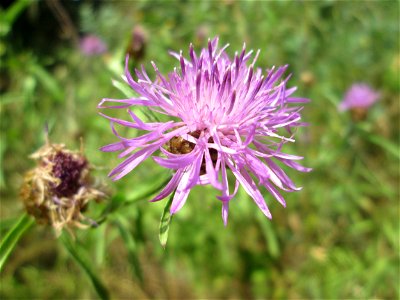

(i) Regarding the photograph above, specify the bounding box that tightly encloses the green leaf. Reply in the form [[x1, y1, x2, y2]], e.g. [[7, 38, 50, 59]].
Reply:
[[0, 214, 34, 272], [115, 218, 143, 283], [0, 0, 31, 37], [4, 0, 31, 24], [159, 192, 174, 249], [60, 234, 110, 300]]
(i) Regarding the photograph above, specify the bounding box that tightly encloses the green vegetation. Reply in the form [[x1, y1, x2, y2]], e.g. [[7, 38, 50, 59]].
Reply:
[[1, 1, 398, 299]]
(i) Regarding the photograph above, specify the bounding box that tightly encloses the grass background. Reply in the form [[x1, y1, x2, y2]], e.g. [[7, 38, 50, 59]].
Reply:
[[0, 0, 399, 299]]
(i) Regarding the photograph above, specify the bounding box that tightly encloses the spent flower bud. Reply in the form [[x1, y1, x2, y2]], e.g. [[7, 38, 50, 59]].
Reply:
[[20, 140, 105, 236]]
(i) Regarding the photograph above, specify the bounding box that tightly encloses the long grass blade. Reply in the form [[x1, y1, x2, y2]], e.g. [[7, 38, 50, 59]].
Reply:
[[0, 213, 34, 272], [115, 218, 143, 283], [60, 234, 110, 300]]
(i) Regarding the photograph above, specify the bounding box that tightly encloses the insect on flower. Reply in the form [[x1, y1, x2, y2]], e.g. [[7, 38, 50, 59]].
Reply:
[[99, 37, 311, 225], [80, 34, 107, 56]]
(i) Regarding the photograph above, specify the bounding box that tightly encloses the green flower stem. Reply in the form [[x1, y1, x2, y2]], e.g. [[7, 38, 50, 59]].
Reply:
[[60, 234, 110, 300]]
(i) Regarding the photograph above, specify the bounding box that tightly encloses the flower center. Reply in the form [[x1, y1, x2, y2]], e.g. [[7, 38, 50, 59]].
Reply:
[[165, 130, 218, 175], [165, 130, 201, 155], [49, 151, 87, 197]]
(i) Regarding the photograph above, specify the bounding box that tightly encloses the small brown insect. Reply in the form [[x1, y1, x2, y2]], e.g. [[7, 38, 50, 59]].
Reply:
[[165, 130, 200, 155], [164, 131, 218, 175], [165, 136, 195, 155]]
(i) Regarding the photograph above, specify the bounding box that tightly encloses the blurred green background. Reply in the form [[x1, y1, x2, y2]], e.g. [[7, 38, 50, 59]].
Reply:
[[1, 0, 399, 299]]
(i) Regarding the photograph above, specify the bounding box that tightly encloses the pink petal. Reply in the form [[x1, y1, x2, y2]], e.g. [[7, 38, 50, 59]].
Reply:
[[222, 201, 229, 226], [150, 170, 183, 202], [227, 160, 272, 219], [153, 147, 201, 170], [170, 167, 193, 214], [109, 144, 160, 180]]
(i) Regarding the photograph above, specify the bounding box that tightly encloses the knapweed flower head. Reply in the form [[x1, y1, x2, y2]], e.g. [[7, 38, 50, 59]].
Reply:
[[80, 34, 107, 56], [339, 83, 380, 121], [339, 83, 380, 112], [20, 139, 105, 236], [99, 37, 310, 225]]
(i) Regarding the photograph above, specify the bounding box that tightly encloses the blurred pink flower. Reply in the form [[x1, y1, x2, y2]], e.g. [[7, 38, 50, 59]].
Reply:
[[80, 34, 107, 56], [339, 83, 380, 111]]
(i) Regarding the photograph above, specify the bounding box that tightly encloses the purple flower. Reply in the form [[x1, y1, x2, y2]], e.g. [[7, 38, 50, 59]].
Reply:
[[99, 37, 311, 224], [339, 83, 380, 111], [80, 35, 107, 56]]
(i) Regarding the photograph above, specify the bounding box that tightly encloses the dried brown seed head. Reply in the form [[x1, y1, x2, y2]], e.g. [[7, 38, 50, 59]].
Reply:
[[20, 141, 106, 236]]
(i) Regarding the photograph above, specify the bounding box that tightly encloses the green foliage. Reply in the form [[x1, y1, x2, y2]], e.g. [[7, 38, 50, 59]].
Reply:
[[60, 234, 109, 300], [0, 1, 398, 299], [0, 214, 34, 272], [114, 217, 143, 283], [0, 0, 31, 38]]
